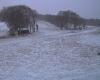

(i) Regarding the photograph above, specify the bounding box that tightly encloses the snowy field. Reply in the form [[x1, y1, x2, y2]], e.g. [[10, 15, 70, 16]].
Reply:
[[0, 21, 100, 80]]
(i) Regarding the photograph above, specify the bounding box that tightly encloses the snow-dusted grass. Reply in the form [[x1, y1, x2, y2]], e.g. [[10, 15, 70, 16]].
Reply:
[[0, 21, 100, 80]]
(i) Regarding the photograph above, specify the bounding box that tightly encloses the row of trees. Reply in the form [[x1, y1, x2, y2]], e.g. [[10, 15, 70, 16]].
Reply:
[[86, 19, 100, 27], [0, 5, 37, 35], [0, 5, 99, 36], [1, 5, 99, 36], [42, 10, 86, 30]]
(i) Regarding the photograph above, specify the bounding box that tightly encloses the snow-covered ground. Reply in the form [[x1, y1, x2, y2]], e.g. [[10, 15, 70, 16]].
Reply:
[[0, 22, 9, 37], [0, 21, 100, 80]]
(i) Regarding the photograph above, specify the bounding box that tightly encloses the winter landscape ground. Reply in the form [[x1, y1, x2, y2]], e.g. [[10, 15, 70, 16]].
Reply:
[[0, 21, 100, 80]]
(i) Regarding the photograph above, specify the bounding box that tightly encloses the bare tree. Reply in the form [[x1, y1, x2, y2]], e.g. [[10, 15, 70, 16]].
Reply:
[[0, 5, 37, 35]]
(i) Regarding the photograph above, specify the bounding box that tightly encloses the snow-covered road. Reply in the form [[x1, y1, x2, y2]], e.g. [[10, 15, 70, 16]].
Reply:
[[0, 21, 100, 80]]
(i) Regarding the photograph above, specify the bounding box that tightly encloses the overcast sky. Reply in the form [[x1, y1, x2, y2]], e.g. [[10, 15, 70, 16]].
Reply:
[[0, 0, 100, 19]]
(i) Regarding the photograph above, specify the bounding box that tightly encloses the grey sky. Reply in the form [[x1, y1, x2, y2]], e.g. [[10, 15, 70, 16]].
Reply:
[[0, 0, 100, 19]]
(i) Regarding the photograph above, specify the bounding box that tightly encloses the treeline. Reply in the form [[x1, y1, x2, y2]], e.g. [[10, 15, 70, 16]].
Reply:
[[38, 11, 86, 30], [0, 5, 100, 33], [38, 11, 100, 29], [85, 19, 100, 27]]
